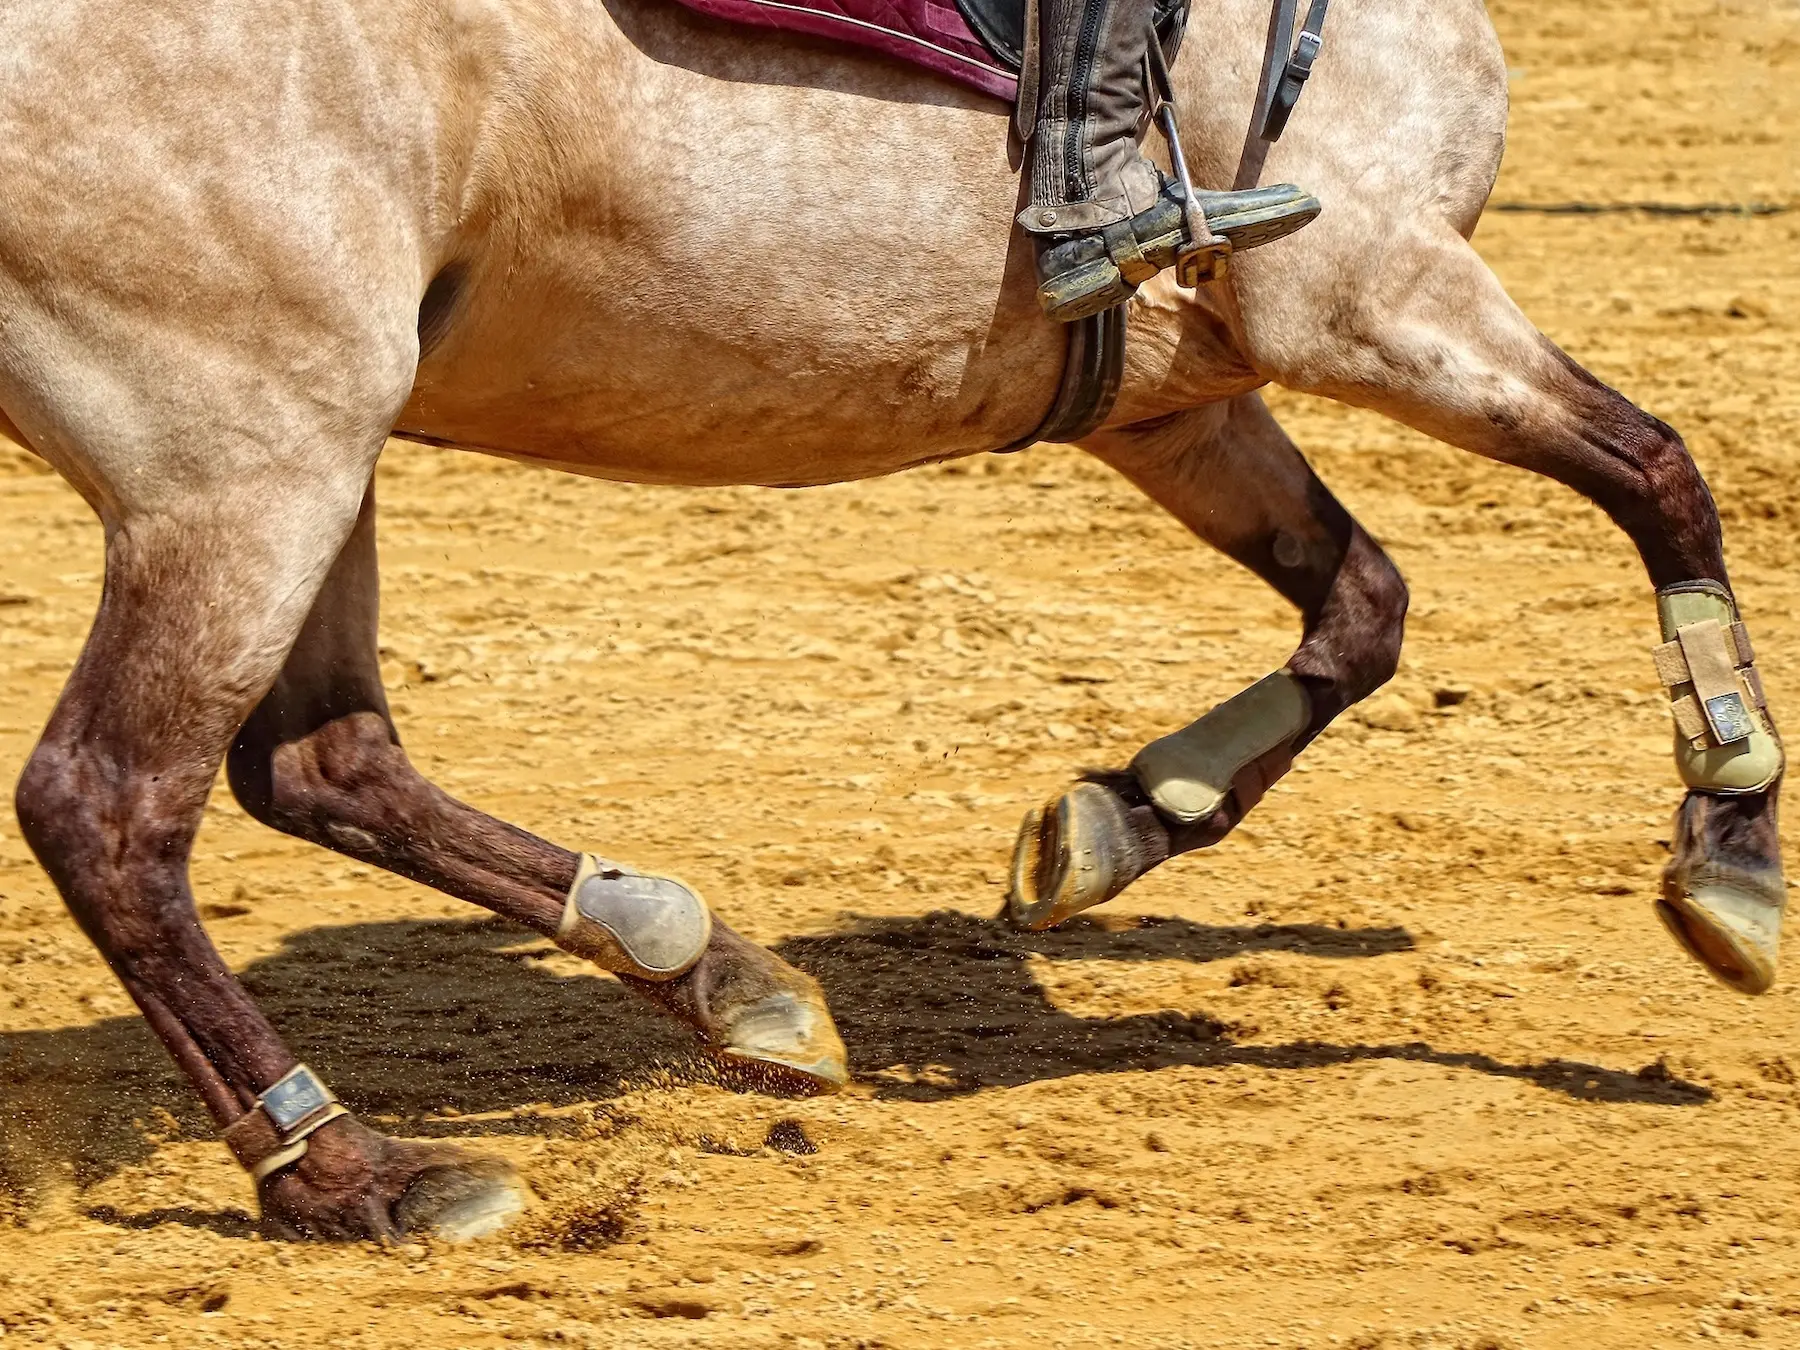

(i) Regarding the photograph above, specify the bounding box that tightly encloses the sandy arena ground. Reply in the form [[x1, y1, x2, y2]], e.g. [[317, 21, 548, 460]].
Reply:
[[2, 0, 1798, 1345]]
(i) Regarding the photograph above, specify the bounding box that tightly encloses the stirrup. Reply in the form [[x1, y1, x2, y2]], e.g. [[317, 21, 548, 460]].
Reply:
[[1034, 183, 1318, 322], [1031, 27, 1320, 322], [1145, 29, 1229, 287]]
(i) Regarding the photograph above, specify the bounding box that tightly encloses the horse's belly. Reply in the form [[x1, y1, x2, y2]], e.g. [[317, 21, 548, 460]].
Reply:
[[400, 321, 1043, 486], [400, 230, 1061, 485]]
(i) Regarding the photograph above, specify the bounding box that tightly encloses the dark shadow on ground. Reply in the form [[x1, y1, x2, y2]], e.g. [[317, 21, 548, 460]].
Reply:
[[81, 1204, 258, 1239], [0, 909, 1707, 1195], [774, 911, 1711, 1106]]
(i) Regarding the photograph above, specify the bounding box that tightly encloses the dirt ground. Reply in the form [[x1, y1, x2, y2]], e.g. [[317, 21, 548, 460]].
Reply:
[[2, 0, 1798, 1345]]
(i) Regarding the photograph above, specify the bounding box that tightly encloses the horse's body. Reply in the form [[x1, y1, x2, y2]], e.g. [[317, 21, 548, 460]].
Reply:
[[0, 0, 1780, 1240]]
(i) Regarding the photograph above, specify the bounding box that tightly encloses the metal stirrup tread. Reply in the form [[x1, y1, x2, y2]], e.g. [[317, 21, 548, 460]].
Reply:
[[221, 1063, 348, 1183], [1145, 25, 1228, 287]]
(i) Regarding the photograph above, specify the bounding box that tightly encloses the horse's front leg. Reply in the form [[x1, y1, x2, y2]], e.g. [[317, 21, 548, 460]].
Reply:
[[11, 427, 531, 1241], [227, 488, 847, 1091], [1005, 392, 1408, 929]]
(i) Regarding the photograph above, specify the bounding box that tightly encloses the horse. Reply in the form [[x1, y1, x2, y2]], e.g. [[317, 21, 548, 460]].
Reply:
[[0, 0, 1780, 1240]]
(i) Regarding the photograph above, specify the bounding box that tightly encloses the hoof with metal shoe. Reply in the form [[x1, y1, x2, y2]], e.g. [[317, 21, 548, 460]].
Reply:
[[388, 1152, 530, 1242], [1007, 671, 1310, 931], [716, 972, 850, 1091], [618, 911, 851, 1093], [1007, 780, 1158, 931], [225, 1065, 529, 1242], [1658, 845, 1785, 997]]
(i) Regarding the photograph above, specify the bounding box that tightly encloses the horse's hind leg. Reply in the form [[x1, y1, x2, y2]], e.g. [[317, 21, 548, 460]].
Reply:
[[1006, 392, 1409, 928], [1249, 228, 1785, 994], [226, 489, 847, 1090]]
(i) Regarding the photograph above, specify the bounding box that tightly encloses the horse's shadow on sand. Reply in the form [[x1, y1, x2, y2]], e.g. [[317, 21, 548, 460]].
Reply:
[[0, 909, 1709, 1194]]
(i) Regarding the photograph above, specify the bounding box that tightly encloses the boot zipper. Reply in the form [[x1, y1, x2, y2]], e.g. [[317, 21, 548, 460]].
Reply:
[[1065, 0, 1107, 201]]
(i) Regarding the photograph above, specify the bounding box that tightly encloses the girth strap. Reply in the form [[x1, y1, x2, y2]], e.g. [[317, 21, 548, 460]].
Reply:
[[996, 306, 1127, 452]]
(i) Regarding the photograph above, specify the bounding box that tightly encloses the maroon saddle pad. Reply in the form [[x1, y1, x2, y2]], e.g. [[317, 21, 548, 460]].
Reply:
[[665, 0, 1188, 105], [669, 0, 1020, 99]]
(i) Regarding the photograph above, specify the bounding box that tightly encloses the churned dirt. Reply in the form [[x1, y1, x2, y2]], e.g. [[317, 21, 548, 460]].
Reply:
[[2, 0, 1798, 1345]]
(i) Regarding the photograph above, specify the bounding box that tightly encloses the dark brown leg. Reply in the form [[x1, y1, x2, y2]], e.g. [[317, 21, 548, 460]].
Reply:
[[1006, 392, 1408, 928], [1257, 227, 1784, 994], [226, 490, 848, 1088], [14, 484, 525, 1240]]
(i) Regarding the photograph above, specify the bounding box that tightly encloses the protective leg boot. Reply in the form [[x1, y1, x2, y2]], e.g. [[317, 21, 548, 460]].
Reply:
[[1019, 0, 1321, 321]]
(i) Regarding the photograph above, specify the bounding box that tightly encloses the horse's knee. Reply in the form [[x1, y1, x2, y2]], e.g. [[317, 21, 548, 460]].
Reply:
[[227, 710, 417, 850], [14, 738, 87, 871], [1351, 541, 1410, 694], [16, 734, 198, 933]]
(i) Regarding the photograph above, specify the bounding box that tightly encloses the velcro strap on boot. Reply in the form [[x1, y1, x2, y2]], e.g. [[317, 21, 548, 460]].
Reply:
[[1654, 583, 1783, 793], [555, 854, 712, 981], [1130, 671, 1310, 823], [220, 1063, 348, 1183], [1679, 620, 1756, 744]]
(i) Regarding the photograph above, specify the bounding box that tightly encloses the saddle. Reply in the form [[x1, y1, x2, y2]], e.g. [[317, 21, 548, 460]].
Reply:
[[667, 0, 1321, 134]]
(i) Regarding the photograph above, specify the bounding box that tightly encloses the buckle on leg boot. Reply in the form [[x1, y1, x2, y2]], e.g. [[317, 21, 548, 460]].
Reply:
[[221, 1064, 348, 1182], [1653, 582, 1784, 793]]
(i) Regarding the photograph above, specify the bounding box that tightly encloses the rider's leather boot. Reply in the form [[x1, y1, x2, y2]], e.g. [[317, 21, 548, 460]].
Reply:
[[1019, 0, 1321, 322]]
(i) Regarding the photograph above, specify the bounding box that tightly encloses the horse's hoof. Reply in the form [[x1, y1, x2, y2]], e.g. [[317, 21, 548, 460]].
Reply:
[[392, 1156, 529, 1242], [717, 978, 849, 1092], [1006, 781, 1133, 931], [1656, 860, 1785, 995]]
